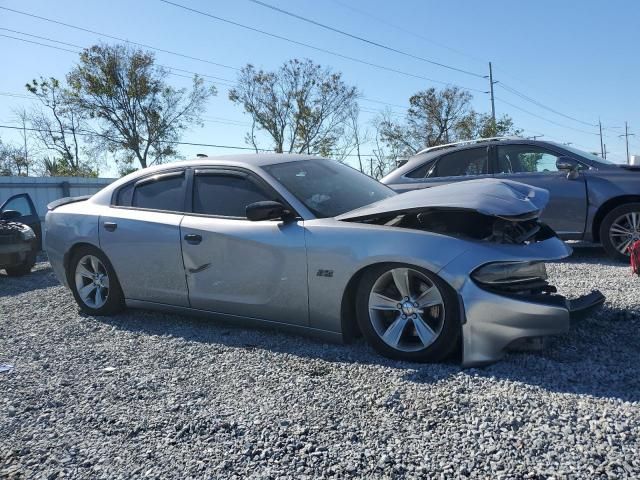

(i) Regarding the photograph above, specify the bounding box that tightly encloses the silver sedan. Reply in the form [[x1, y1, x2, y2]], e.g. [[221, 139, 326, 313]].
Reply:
[[44, 154, 604, 366]]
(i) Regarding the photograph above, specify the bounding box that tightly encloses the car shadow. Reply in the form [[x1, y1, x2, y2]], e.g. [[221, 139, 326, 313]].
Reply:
[[0, 262, 61, 297], [404, 303, 640, 402], [95, 299, 639, 403]]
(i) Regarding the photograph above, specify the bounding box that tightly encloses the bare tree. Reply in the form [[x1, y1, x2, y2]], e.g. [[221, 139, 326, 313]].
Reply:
[[229, 59, 359, 156], [25, 77, 89, 175], [66, 43, 216, 171], [10, 107, 37, 176], [377, 86, 521, 157], [0, 139, 29, 176]]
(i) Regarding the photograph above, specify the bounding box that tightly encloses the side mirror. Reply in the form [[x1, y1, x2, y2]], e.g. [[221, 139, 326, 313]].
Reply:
[[556, 156, 579, 171], [556, 157, 580, 180], [0, 210, 22, 221], [246, 201, 290, 221]]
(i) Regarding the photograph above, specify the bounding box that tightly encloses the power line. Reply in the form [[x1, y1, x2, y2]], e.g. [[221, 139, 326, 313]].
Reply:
[[0, 5, 239, 71], [494, 97, 600, 136], [0, 11, 478, 107], [0, 31, 234, 88], [498, 82, 598, 127], [0, 124, 380, 157], [329, 0, 488, 65], [246, 0, 485, 79], [157, 0, 488, 93]]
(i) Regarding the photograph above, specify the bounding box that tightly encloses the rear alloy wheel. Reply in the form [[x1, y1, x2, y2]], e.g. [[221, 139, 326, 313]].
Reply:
[[356, 264, 460, 362], [69, 246, 124, 315], [600, 203, 640, 261]]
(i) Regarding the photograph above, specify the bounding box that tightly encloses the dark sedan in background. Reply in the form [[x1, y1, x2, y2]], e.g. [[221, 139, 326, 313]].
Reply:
[[381, 137, 640, 260]]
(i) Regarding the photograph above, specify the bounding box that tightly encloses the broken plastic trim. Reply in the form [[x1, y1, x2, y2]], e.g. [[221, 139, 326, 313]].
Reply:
[[345, 207, 556, 245]]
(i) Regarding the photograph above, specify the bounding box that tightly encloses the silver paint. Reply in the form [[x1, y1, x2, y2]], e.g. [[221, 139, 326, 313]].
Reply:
[[46, 154, 587, 366]]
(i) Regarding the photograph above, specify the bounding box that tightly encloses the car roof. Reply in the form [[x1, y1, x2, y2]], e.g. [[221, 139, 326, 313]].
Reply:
[[89, 153, 331, 206], [161, 153, 328, 169]]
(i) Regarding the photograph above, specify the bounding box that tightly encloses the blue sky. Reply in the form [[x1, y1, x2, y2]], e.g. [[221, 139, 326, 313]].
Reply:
[[1, 0, 639, 176]]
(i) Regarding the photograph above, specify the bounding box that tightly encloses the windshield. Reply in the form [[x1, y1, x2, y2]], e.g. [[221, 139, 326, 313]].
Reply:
[[552, 142, 616, 165], [263, 160, 396, 218]]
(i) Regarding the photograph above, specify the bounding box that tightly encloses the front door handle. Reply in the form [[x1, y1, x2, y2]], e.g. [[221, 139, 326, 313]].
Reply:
[[104, 222, 117, 232], [184, 233, 202, 245]]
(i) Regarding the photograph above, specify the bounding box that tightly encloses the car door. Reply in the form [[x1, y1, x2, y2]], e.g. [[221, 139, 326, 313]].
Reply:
[[395, 147, 492, 192], [180, 168, 309, 326], [99, 170, 189, 306], [493, 144, 588, 237], [1, 193, 41, 249]]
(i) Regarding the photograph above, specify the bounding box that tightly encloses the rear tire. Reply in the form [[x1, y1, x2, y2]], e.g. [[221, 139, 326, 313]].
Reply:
[[355, 263, 460, 362], [4, 252, 36, 277], [68, 245, 124, 315], [600, 203, 640, 262]]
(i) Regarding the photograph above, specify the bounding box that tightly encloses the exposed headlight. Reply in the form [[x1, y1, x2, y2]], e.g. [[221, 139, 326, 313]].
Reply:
[[471, 261, 547, 286]]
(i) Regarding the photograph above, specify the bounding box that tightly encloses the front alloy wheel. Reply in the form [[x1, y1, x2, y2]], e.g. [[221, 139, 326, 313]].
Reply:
[[356, 264, 460, 362], [609, 212, 640, 256], [600, 203, 640, 261]]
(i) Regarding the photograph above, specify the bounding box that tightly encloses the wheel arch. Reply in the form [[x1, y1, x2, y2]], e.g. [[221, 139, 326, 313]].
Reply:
[[63, 241, 104, 284], [592, 195, 640, 242], [339, 261, 459, 343]]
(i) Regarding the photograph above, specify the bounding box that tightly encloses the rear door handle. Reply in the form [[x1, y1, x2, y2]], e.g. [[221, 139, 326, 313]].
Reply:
[[104, 222, 117, 232], [184, 233, 202, 245]]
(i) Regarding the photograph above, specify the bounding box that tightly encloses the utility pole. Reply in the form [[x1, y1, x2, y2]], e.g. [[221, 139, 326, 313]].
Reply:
[[488, 62, 496, 125], [598, 118, 605, 158], [619, 121, 635, 163]]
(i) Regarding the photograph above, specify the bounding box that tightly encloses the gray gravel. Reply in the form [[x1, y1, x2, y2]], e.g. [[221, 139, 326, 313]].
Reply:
[[1, 248, 639, 479]]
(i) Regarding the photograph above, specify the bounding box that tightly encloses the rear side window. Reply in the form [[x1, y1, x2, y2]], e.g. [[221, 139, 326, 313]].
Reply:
[[115, 183, 134, 206], [131, 173, 186, 212], [193, 173, 273, 217], [433, 148, 488, 177]]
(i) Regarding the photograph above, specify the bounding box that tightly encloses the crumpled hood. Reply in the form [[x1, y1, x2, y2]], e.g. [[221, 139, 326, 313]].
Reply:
[[337, 178, 550, 221]]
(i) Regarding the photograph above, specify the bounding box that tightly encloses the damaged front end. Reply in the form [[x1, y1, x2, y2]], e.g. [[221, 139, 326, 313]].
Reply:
[[338, 179, 605, 366], [338, 178, 558, 246]]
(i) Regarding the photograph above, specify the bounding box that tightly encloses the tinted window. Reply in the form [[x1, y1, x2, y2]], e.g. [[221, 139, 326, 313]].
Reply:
[[115, 183, 134, 206], [2, 195, 35, 216], [263, 160, 395, 218], [405, 161, 434, 179], [132, 173, 185, 212], [193, 174, 272, 217], [433, 148, 488, 177], [497, 145, 560, 174]]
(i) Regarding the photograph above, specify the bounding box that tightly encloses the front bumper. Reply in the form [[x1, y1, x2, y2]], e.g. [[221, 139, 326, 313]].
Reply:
[[0, 242, 34, 269], [459, 280, 604, 367], [434, 235, 604, 367]]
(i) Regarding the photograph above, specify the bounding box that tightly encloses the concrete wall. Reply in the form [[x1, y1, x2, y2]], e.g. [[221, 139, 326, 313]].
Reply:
[[0, 176, 116, 220]]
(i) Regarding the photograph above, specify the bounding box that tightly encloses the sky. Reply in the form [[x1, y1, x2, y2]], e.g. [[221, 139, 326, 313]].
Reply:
[[1, 0, 639, 177]]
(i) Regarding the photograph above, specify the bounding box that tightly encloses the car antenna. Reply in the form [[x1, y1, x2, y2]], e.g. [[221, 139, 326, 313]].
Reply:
[[196, 153, 208, 158]]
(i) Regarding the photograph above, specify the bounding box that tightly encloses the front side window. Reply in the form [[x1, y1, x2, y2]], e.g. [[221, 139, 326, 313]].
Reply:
[[131, 173, 186, 212], [497, 145, 561, 174], [2, 194, 35, 216], [433, 148, 488, 177], [193, 173, 273, 217], [263, 160, 395, 218]]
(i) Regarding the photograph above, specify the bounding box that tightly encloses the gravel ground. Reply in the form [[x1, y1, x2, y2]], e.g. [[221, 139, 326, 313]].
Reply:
[[1, 248, 639, 479]]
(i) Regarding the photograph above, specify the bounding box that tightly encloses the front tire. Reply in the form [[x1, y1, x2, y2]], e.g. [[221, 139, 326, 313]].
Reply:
[[4, 252, 36, 277], [600, 203, 640, 261], [355, 264, 460, 362], [68, 246, 124, 315]]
